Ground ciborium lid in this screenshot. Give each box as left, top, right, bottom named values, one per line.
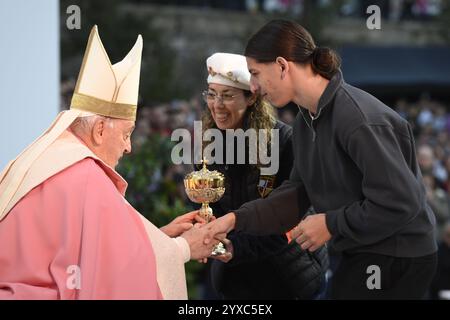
left=184, top=159, right=225, bottom=204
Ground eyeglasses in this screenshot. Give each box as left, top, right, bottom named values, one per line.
left=202, top=90, right=239, bottom=105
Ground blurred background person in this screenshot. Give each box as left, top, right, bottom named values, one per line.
left=430, top=222, right=450, bottom=299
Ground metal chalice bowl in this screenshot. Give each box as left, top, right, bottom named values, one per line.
left=184, top=159, right=226, bottom=256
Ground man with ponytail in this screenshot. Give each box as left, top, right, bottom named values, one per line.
left=205, top=19, right=437, bottom=299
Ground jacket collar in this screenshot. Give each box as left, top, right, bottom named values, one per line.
left=298, top=69, right=344, bottom=120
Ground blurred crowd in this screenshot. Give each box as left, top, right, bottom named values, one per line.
left=393, top=94, right=450, bottom=298
left=342, top=0, right=444, bottom=21
left=395, top=94, right=450, bottom=242
left=130, top=0, right=445, bottom=20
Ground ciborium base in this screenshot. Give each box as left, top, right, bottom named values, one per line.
left=211, top=242, right=227, bottom=256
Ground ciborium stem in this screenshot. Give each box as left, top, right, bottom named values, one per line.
left=199, top=203, right=213, bottom=222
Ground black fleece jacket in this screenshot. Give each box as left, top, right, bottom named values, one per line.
left=234, top=70, right=437, bottom=258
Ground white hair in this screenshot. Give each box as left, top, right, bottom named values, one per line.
left=70, top=114, right=114, bottom=137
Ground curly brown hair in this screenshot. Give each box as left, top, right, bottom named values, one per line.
left=201, top=90, right=277, bottom=167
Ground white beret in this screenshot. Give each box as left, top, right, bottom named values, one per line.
left=206, top=52, right=251, bottom=91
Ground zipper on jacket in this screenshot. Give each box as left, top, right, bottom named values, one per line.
left=298, top=105, right=322, bottom=142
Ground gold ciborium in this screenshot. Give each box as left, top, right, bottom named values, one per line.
left=184, top=159, right=226, bottom=256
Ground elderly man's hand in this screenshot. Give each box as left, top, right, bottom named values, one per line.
left=291, top=213, right=331, bottom=252
left=160, top=210, right=206, bottom=237
left=181, top=224, right=221, bottom=260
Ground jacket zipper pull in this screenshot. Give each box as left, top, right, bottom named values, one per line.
left=311, top=119, right=316, bottom=142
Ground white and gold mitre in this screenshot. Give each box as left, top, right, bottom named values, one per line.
left=0, top=26, right=143, bottom=221
left=70, top=25, right=143, bottom=121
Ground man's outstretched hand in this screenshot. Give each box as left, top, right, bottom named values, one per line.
left=177, top=212, right=236, bottom=261
left=203, top=212, right=236, bottom=245
left=290, top=213, right=331, bottom=252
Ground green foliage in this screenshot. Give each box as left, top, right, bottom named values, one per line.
left=117, top=134, right=180, bottom=224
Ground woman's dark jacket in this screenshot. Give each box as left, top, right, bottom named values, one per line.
left=200, top=119, right=297, bottom=299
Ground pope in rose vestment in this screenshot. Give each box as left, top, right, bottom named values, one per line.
left=0, top=26, right=207, bottom=300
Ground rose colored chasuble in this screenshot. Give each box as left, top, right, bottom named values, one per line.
left=0, top=131, right=188, bottom=299
left=0, top=25, right=189, bottom=300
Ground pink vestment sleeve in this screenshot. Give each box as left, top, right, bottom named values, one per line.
left=0, top=158, right=162, bottom=299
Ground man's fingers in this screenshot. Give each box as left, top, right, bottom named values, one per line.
left=188, top=210, right=200, bottom=216
left=214, top=232, right=227, bottom=241
left=204, top=233, right=220, bottom=245
left=193, top=223, right=202, bottom=229
left=290, top=225, right=302, bottom=239
left=291, top=220, right=306, bottom=239
left=295, top=233, right=308, bottom=245
left=212, top=252, right=232, bottom=263
left=180, top=222, right=193, bottom=231
left=221, top=238, right=231, bottom=246
left=202, top=222, right=227, bottom=245
left=194, top=215, right=207, bottom=224
left=210, top=238, right=221, bottom=247
left=178, top=210, right=196, bottom=221
left=301, top=240, right=312, bottom=250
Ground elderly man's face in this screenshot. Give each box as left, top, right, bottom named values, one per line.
left=97, top=119, right=135, bottom=168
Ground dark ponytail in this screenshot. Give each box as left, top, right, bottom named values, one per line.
left=310, top=47, right=341, bottom=80
left=245, top=20, right=341, bottom=80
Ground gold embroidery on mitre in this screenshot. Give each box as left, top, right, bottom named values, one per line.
left=69, top=25, right=142, bottom=121
left=71, top=93, right=137, bottom=121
